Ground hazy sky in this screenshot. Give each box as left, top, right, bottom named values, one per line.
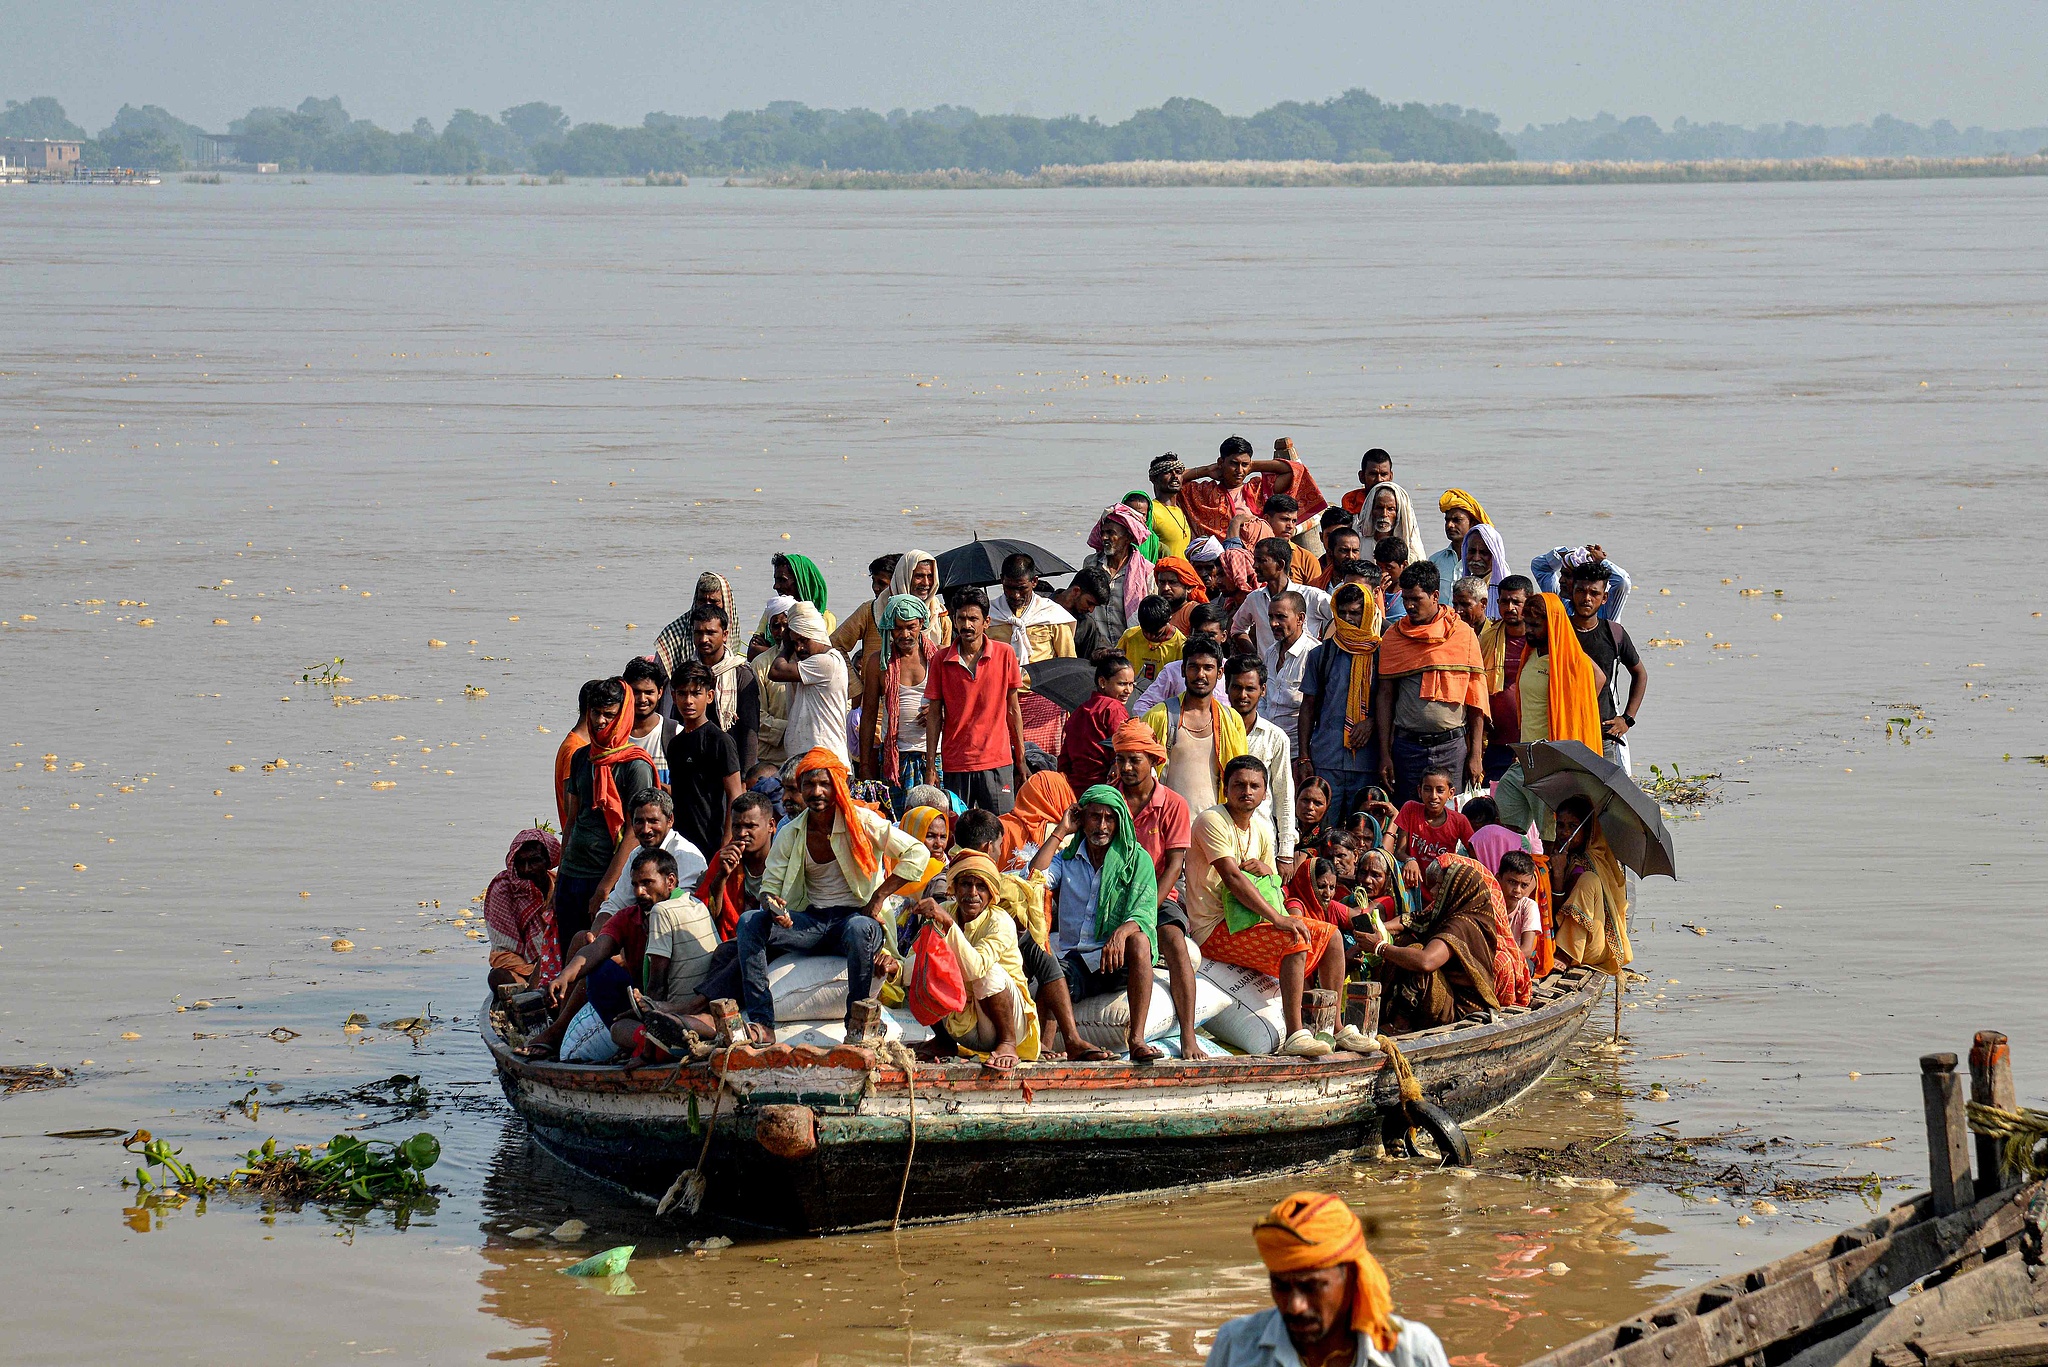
left=7, top=0, right=2045, bottom=134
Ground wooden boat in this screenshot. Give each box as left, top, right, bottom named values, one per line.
left=484, top=964, right=1606, bottom=1233
left=1525, top=1035, right=2048, bottom=1367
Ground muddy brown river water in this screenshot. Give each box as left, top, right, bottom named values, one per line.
left=2, top=175, right=2045, bottom=1364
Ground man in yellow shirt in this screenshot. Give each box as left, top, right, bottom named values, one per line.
left=1148, top=453, right=1195, bottom=563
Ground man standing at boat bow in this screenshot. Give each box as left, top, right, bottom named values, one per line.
left=1208, top=1191, right=1449, bottom=1367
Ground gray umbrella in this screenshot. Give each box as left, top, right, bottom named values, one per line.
left=1521, top=740, right=1677, bottom=880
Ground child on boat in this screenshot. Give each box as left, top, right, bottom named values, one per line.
left=1496, top=849, right=1544, bottom=978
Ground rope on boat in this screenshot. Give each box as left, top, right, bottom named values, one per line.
left=1375, top=1035, right=1424, bottom=1103
left=873, top=1039, right=920, bottom=1231
left=1967, top=1101, right=2048, bottom=1179
left=657, top=1045, right=732, bottom=1217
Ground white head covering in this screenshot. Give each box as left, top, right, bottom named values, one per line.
left=1357, top=481, right=1428, bottom=565
left=1461, top=523, right=1508, bottom=618
left=1186, top=535, right=1224, bottom=564
left=763, top=593, right=798, bottom=621
left=880, top=549, right=945, bottom=647
left=786, top=601, right=830, bottom=645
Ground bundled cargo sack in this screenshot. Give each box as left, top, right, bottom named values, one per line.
left=767, top=954, right=850, bottom=1023
left=773, top=1016, right=906, bottom=1049
left=1199, top=960, right=1288, bottom=1055
left=558, top=1002, right=620, bottom=1063
left=1156, top=1031, right=1234, bottom=1059
left=1067, top=966, right=1232, bottom=1052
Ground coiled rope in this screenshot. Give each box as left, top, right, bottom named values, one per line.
left=1967, top=1101, right=2048, bottom=1180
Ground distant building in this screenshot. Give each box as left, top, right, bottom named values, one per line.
left=0, top=154, right=24, bottom=185
left=0, top=138, right=83, bottom=171
left=256, top=162, right=279, bottom=174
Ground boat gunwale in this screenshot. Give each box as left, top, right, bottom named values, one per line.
left=481, top=965, right=1604, bottom=1107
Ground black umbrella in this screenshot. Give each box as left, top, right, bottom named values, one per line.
left=1521, top=740, right=1677, bottom=880
left=935, top=536, right=1076, bottom=589
left=1025, top=657, right=1097, bottom=714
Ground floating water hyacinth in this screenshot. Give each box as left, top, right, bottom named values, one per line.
left=561, top=1245, right=635, bottom=1277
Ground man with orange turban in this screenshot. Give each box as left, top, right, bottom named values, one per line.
left=1492, top=593, right=1607, bottom=839
left=1207, top=1191, right=1448, bottom=1367
left=733, top=748, right=930, bottom=1042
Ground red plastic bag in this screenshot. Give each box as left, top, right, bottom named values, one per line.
left=905, top=923, right=968, bottom=1027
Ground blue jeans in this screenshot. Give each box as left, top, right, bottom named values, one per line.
left=1321, top=766, right=1381, bottom=828
left=1390, top=729, right=1467, bottom=807
left=733, top=904, right=885, bottom=1027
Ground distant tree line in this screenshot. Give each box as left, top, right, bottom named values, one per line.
left=2, top=91, right=1513, bottom=174
left=6, top=93, right=2043, bottom=176
left=1509, top=111, right=2048, bottom=161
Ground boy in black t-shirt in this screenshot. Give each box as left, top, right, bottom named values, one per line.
left=664, top=661, right=742, bottom=862
left=1566, top=564, right=1647, bottom=768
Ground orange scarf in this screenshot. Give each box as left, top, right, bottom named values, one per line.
left=998, top=771, right=1075, bottom=870
left=1374, top=608, right=1489, bottom=713
left=1535, top=593, right=1605, bottom=750
left=1254, top=1192, right=1399, bottom=1354
left=793, top=747, right=879, bottom=879
left=587, top=690, right=642, bottom=842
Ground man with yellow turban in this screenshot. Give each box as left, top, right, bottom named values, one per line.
left=1428, top=489, right=1489, bottom=604
left=1208, top=1191, right=1448, bottom=1367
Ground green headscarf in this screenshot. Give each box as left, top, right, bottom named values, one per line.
left=878, top=593, right=929, bottom=633
left=1121, top=490, right=1163, bottom=562
left=1061, top=785, right=1160, bottom=958
left=777, top=553, right=829, bottom=613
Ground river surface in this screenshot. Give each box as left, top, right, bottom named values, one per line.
left=2, top=175, right=2045, bottom=1365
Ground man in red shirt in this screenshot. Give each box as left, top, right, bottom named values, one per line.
left=925, top=586, right=1027, bottom=815
left=1110, top=719, right=1202, bottom=1059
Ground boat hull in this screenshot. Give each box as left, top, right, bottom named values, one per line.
left=490, top=966, right=1604, bottom=1232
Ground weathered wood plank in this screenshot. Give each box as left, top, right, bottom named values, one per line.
left=1970, top=1032, right=2018, bottom=1196
left=1526, top=1183, right=2043, bottom=1367
left=1926, top=1053, right=1976, bottom=1216
left=1779, top=1250, right=2048, bottom=1367
left=1875, top=1316, right=2048, bottom=1367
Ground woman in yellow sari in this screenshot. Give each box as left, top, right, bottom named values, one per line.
left=1549, top=794, right=1631, bottom=977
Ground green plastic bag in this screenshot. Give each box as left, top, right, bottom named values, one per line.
left=1220, top=870, right=1284, bottom=934
left=562, top=1245, right=635, bottom=1277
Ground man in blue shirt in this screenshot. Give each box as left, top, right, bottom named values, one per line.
left=1530, top=543, right=1631, bottom=620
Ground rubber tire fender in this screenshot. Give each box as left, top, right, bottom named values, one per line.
left=1382, top=1098, right=1473, bottom=1167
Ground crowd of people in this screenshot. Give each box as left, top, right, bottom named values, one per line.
left=486, top=436, right=1645, bottom=1067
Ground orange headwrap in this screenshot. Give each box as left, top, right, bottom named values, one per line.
left=586, top=685, right=642, bottom=842
left=792, top=747, right=879, bottom=879
left=1254, top=1192, right=1398, bottom=1353
left=1153, top=555, right=1207, bottom=604
left=1111, top=717, right=1168, bottom=764
left=998, top=771, right=1075, bottom=871
left=1533, top=593, right=1605, bottom=751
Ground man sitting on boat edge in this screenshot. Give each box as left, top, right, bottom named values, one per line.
left=1027, top=784, right=1166, bottom=1062
left=906, top=851, right=1040, bottom=1070
left=731, top=747, right=928, bottom=1045
left=1208, top=1190, right=1449, bottom=1367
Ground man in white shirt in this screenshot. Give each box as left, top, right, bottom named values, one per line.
left=1224, top=653, right=1297, bottom=871
left=1232, top=536, right=1331, bottom=657
left=594, top=790, right=708, bottom=928
left=1259, top=591, right=1315, bottom=757
left=769, top=601, right=850, bottom=768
